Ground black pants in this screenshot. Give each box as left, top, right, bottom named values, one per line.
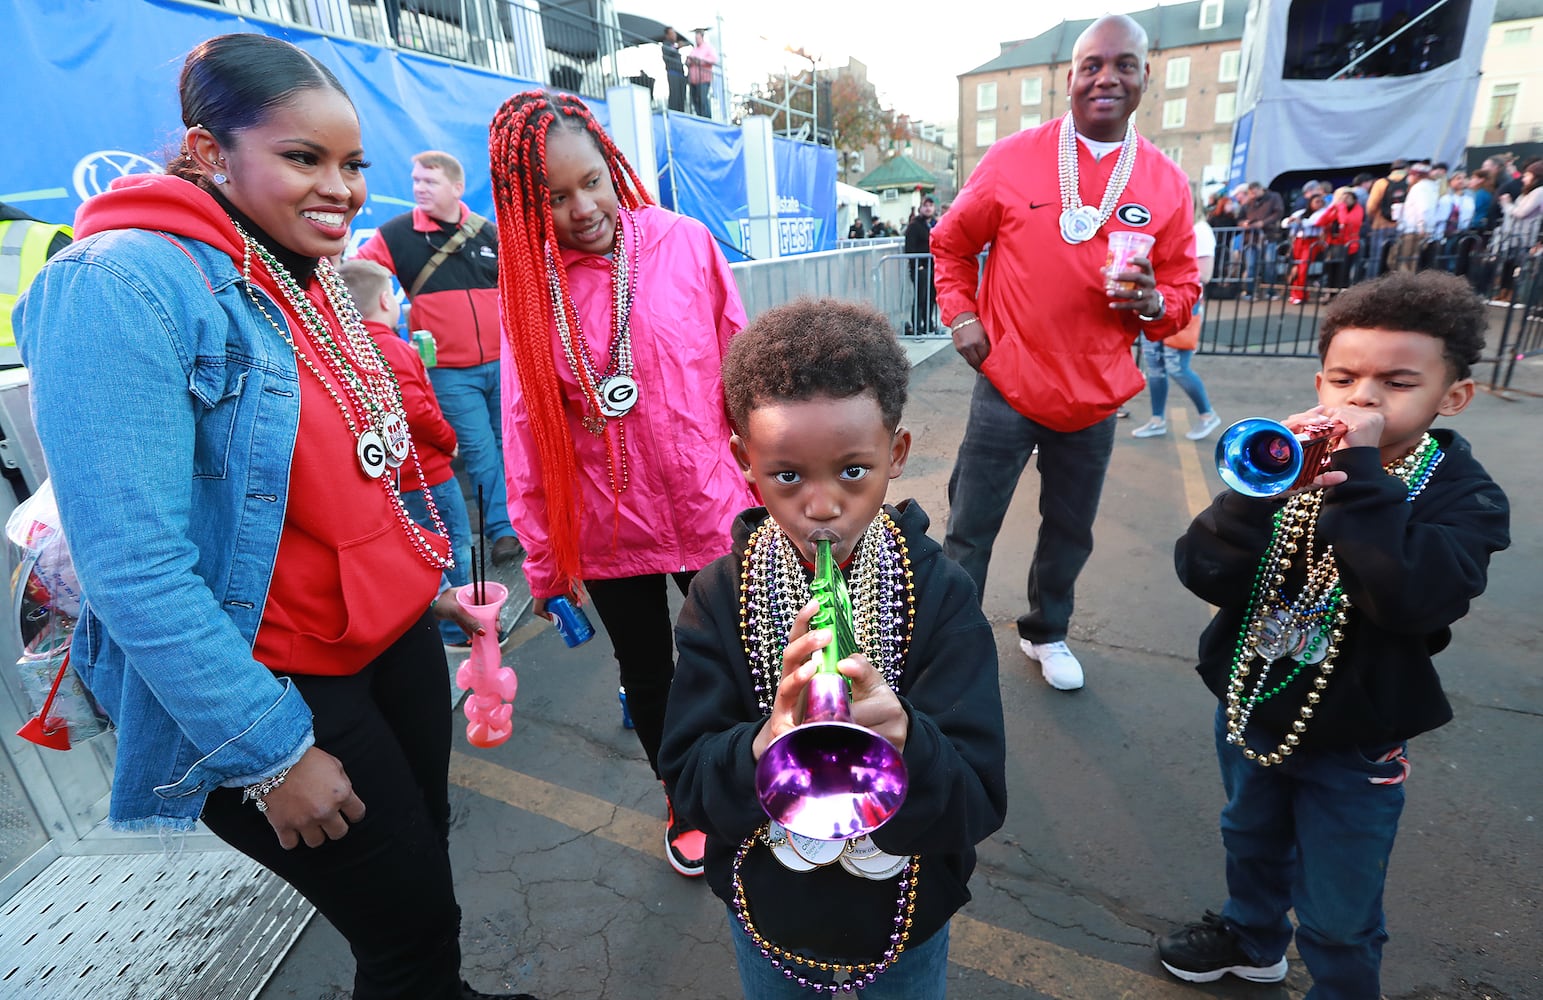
left=944, top=375, right=1117, bottom=643
left=666, top=72, right=686, bottom=112
left=585, top=571, right=696, bottom=779
left=690, top=80, right=711, bottom=116
left=201, top=615, right=463, bottom=1000
left=909, top=259, right=935, bottom=334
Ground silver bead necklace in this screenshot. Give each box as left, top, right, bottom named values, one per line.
left=1056, top=111, right=1139, bottom=244
left=236, top=229, right=454, bottom=571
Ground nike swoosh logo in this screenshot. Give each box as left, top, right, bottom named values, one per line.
left=1029, top=201, right=1054, bottom=209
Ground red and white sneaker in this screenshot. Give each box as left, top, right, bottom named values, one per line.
left=664, top=790, right=705, bottom=878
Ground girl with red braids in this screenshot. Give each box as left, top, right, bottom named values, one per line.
left=488, top=90, right=753, bottom=878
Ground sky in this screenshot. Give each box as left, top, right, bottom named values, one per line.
left=614, top=1, right=1153, bottom=128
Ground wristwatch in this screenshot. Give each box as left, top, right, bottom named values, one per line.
left=1137, top=289, right=1166, bottom=322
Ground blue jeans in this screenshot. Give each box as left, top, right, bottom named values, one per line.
left=944, top=374, right=1116, bottom=643
left=1139, top=339, right=1213, bottom=420
left=1213, top=705, right=1409, bottom=1000
left=427, top=361, right=515, bottom=542
left=728, top=906, right=950, bottom=998
left=1366, top=228, right=1399, bottom=278
left=402, top=479, right=473, bottom=645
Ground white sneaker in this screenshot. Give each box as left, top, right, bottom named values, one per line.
left=1021, top=639, right=1084, bottom=690
left=1186, top=412, right=1222, bottom=440
left=1132, top=417, right=1167, bottom=438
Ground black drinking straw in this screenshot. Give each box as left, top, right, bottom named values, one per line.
left=476, top=485, right=487, bottom=604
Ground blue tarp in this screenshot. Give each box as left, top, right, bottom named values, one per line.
left=652, top=116, right=837, bottom=259
left=3, top=0, right=545, bottom=244
left=3, top=0, right=833, bottom=257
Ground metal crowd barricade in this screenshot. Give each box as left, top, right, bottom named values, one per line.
left=873, top=252, right=949, bottom=339
left=1197, top=223, right=1543, bottom=393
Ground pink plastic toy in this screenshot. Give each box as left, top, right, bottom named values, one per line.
left=454, top=581, right=516, bottom=747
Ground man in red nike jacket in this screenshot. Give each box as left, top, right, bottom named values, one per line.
left=931, top=14, right=1200, bottom=692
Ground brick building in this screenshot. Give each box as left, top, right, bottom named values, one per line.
left=956, top=0, right=1248, bottom=191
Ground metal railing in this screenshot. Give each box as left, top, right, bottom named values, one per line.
left=740, top=228, right=1543, bottom=391
left=205, top=0, right=648, bottom=98
left=1196, top=225, right=1543, bottom=392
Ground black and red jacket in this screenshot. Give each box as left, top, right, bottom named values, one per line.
left=355, top=202, right=501, bottom=369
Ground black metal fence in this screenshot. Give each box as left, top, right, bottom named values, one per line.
left=1196, top=226, right=1543, bottom=393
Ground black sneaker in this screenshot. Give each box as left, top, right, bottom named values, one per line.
left=1157, top=911, right=1288, bottom=984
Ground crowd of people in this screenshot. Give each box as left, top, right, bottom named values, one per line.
left=1205, top=152, right=1543, bottom=306
left=3, top=15, right=1518, bottom=1000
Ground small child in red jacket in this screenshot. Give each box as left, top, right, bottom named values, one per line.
left=339, top=259, right=475, bottom=646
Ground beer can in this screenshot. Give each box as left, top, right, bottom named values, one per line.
left=411, top=329, right=437, bottom=368
left=618, top=687, right=634, bottom=729
left=546, top=595, right=595, bottom=647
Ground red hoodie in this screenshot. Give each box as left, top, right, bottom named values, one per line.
left=75, top=174, right=446, bottom=676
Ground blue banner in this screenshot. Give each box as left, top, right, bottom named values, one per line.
left=3, top=0, right=832, bottom=261
left=772, top=137, right=837, bottom=256
left=0, top=0, right=556, bottom=247
left=1228, top=110, right=1255, bottom=192
left=650, top=118, right=836, bottom=260
left=653, top=114, right=749, bottom=258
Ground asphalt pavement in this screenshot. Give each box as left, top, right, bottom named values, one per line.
left=260, top=343, right=1541, bottom=1000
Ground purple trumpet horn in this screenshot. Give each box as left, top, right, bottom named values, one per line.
left=754, top=540, right=908, bottom=842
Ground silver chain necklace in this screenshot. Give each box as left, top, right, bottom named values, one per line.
left=1056, top=111, right=1138, bottom=244
left=545, top=207, right=641, bottom=436
left=235, top=232, right=454, bottom=571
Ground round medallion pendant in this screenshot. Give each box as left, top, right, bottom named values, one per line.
left=380, top=411, right=410, bottom=468
left=1253, top=611, right=1298, bottom=662
left=764, top=821, right=818, bottom=872
left=597, top=374, right=640, bottom=418
left=1059, top=205, right=1101, bottom=244
left=356, top=428, right=388, bottom=479
left=787, top=830, right=845, bottom=865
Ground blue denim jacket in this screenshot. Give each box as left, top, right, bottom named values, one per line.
left=16, top=228, right=314, bottom=831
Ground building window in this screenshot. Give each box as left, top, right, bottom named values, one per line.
left=1161, top=146, right=1183, bottom=167
left=1486, top=83, right=1519, bottom=139
left=1163, top=98, right=1187, bottom=129
left=1502, top=26, right=1532, bottom=45
left=883, top=188, right=898, bottom=201
left=1215, top=92, right=1236, bottom=124
left=1166, top=57, right=1191, bottom=89
left=976, top=81, right=997, bottom=112
left=1210, top=142, right=1232, bottom=171
left=1218, top=49, right=1240, bottom=83
left=1021, top=77, right=1042, bottom=105
left=1020, top=112, right=1042, bottom=132
left=1199, top=0, right=1223, bottom=30
left=976, top=117, right=997, bottom=147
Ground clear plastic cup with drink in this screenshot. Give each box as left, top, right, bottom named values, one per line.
left=1105, top=231, right=1156, bottom=292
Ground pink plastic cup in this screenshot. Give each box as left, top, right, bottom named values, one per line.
left=1105, top=231, right=1156, bottom=291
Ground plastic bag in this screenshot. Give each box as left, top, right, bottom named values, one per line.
left=6, top=480, right=109, bottom=748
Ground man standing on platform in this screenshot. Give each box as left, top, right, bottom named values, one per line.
left=660, top=27, right=687, bottom=112
left=686, top=28, right=718, bottom=118
left=356, top=151, right=522, bottom=566
left=930, top=14, right=1200, bottom=691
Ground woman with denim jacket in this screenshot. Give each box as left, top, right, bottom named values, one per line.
left=14, top=34, right=535, bottom=1000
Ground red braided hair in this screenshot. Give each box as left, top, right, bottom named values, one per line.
left=488, top=90, right=653, bottom=596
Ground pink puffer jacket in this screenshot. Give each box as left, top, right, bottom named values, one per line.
left=501, top=205, right=754, bottom=598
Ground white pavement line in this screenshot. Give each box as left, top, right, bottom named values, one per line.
left=447, top=752, right=1298, bottom=998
